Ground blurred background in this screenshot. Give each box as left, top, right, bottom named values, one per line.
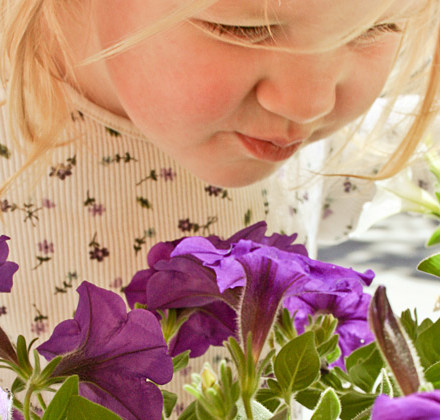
left=318, top=212, right=440, bottom=321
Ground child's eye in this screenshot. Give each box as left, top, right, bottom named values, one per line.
left=355, top=23, right=402, bottom=44
left=195, top=21, right=274, bottom=44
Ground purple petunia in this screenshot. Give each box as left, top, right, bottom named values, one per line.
left=37, top=282, right=173, bottom=420
left=125, top=222, right=374, bottom=361
left=171, top=236, right=374, bottom=361
left=283, top=290, right=374, bottom=368
left=0, top=235, right=19, bottom=292
left=371, top=391, right=440, bottom=419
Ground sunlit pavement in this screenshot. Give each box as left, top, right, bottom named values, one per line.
left=318, top=213, right=440, bottom=322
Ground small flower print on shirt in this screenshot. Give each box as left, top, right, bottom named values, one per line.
left=105, top=127, right=121, bottom=137
left=49, top=156, right=76, bottom=180
left=0, top=144, right=11, bottom=159
left=343, top=177, right=357, bottom=193
left=38, top=240, right=54, bottom=254
left=89, top=233, right=110, bottom=262
left=42, top=198, right=56, bottom=209
left=33, top=239, right=54, bottom=270
left=84, top=191, right=106, bottom=216
left=178, top=216, right=218, bottom=235
left=204, top=185, right=232, bottom=200
left=31, top=305, right=49, bottom=336
left=70, top=110, right=84, bottom=122
left=0, top=306, right=6, bottom=316
left=136, top=196, right=153, bottom=210
left=133, top=228, right=156, bottom=255
left=0, top=199, right=16, bottom=213
left=244, top=209, right=252, bottom=226
left=159, top=167, right=176, bottom=181
left=0, top=199, right=43, bottom=226
left=100, top=152, right=137, bottom=166
left=54, top=271, right=79, bottom=295
left=137, top=167, right=176, bottom=185
left=109, top=277, right=123, bottom=290
left=262, top=189, right=269, bottom=215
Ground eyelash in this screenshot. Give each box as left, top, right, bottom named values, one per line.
left=355, top=23, right=402, bottom=43
left=199, top=21, right=402, bottom=44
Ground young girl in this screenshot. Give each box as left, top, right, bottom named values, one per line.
left=0, top=0, right=439, bottom=417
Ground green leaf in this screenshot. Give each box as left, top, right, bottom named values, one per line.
left=294, top=388, right=322, bottom=410
left=274, top=332, right=320, bottom=397
left=11, top=376, right=26, bottom=393
left=346, top=342, right=383, bottom=393
left=425, top=361, right=440, bottom=388
left=235, top=399, right=273, bottom=420
left=42, top=375, right=79, bottom=420
left=39, top=356, right=63, bottom=382
left=195, top=400, right=217, bottom=420
left=418, top=253, right=440, bottom=278
left=416, top=317, right=440, bottom=368
left=377, top=368, right=393, bottom=396
left=320, top=370, right=343, bottom=391
left=400, top=309, right=419, bottom=342
left=66, top=395, right=122, bottom=420
left=162, top=390, right=178, bottom=418
left=419, top=318, right=434, bottom=335
left=256, top=388, right=281, bottom=413
left=172, top=350, right=190, bottom=373
left=178, top=401, right=197, bottom=420
left=317, top=335, right=339, bottom=358
left=16, top=335, right=32, bottom=374
left=427, top=225, right=440, bottom=246
left=311, top=388, right=341, bottom=420
left=339, top=391, right=376, bottom=420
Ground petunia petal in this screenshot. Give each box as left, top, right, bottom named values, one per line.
left=168, top=301, right=237, bottom=358
left=38, top=282, right=173, bottom=420
left=371, top=392, right=440, bottom=419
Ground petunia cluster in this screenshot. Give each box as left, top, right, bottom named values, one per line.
left=125, top=221, right=374, bottom=364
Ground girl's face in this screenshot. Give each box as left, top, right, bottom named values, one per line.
left=70, top=0, right=414, bottom=187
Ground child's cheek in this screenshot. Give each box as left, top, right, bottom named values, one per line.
left=108, top=45, right=249, bottom=132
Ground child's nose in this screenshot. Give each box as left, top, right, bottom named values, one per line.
left=255, top=50, right=344, bottom=124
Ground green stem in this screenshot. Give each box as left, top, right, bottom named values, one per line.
left=242, top=395, right=253, bottom=420
left=23, top=384, right=34, bottom=420
left=37, top=392, right=47, bottom=410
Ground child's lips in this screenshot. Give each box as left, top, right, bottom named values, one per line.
left=236, top=133, right=305, bottom=162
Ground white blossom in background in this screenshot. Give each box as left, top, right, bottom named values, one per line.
left=0, top=387, right=12, bottom=420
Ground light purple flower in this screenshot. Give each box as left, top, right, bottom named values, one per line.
left=283, top=290, right=374, bottom=368
left=0, top=236, right=19, bottom=293
left=172, top=238, right=373, bottom=361
left=38, top=281, right=173, bottom=420
left=0, top=387, right=12, bottom=420
left=125, top=222, right=304, bottom=358
left=371, top=391, right=440, bottom=419
left=126, top=222, right=373, bottom=361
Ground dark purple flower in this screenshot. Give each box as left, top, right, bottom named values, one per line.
left=172, top=237, right=373, bottom=361
left=283, top=290, right=374, bottom=368
left=371, top=391, right=440, bottom=419
left=38, top=281, right=173, bottom=420
left=0, top=236, right=19, bottom=293
left=125, top=253, right=240, bottom=358
left=125, top=222, right=372, bottom=361
left=125, top=221, right=303, bottom=358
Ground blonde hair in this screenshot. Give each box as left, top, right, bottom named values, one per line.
left=0, top=0, right=439, bottom=193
